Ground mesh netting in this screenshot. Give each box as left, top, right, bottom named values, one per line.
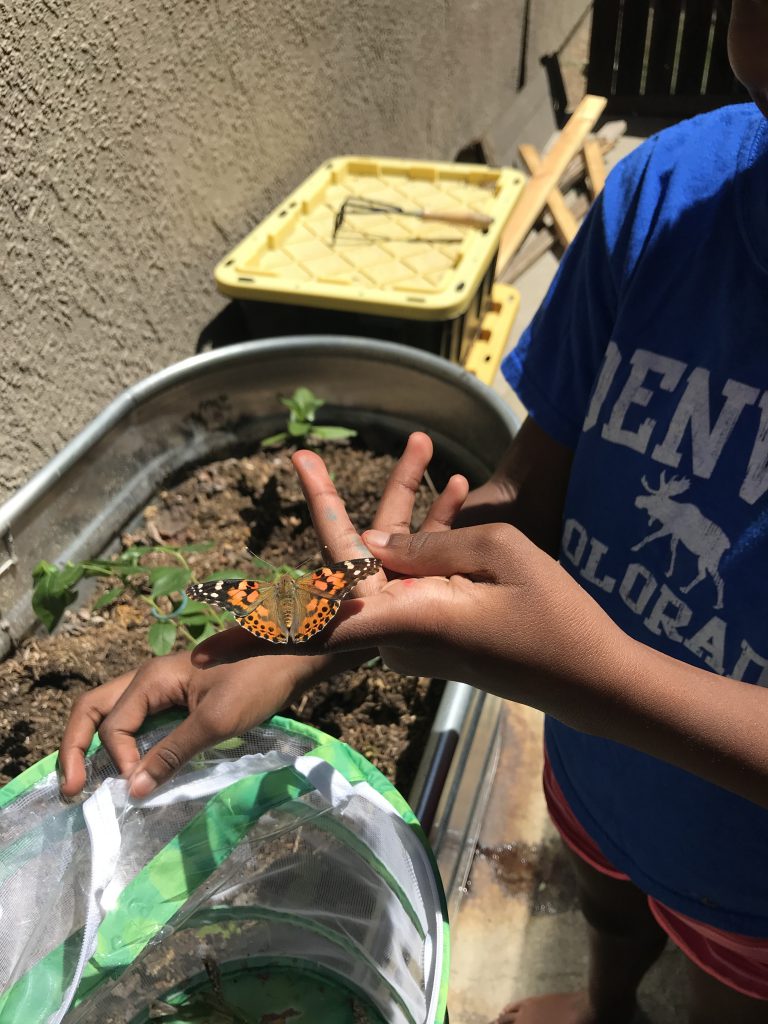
left=0, top=716, right=448, bottom=1024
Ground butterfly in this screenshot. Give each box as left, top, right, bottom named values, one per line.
left=186, top=557, right=382, bottom=644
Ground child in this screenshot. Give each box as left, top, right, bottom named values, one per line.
left=60, top=2, right=768, bottom=1020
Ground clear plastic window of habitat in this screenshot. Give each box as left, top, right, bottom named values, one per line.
left=0, top=714, right=449, bottom=1024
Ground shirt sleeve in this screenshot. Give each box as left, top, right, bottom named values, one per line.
left=502, top=140, right=657, bottom=448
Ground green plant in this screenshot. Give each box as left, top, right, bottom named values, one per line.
left=260, top=386, right=357, bottom=448
left=32, top=542, right=239, bottom=656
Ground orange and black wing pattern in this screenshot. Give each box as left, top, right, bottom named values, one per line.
left=187, top=557, right=381, bottom=645
left=186, top=578, right=287, bottom=643
left=291, top=557, right=381, bottom=642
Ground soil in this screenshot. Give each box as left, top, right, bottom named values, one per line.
left=0, top=441, right=442, bottom=794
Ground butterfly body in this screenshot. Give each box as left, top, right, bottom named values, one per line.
left=186, top=557, right=381, bottom=644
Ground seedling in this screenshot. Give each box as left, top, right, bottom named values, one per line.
left=260, top=386, right=357, bottom=448
left=32, top=543, right=239, bottom=656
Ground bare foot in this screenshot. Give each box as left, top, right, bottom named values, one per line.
left=492, top=990, right=635, bottom=1024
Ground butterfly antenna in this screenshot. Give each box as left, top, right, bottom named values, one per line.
left=246, top=548, right=279, bottom=578
left=294, top=554, right=316, bottom=571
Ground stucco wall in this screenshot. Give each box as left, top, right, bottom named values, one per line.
left=1, top=0, right=586, bottom=502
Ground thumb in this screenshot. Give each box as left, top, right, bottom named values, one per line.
left=362, top=524, right=511, bottom=580
left=128, top=715, right=220, bottom=798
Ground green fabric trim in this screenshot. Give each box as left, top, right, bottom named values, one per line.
left=0, top=931, right=79, bottom=1021
left=0, top=750, right=60, bottom=809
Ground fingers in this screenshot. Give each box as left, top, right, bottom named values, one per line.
left=291, top=449, right=371, bottom=561
left=419, top=473, right=469, bottom=533
left=373, top=432, right=433, bottom=534
left=58, top=669, right=137, bottom=797
left=363, top=523, right=519, bottom=580
left=292, top=432, right=437, bottom=561
left=128, top=712, right=225, bottom=799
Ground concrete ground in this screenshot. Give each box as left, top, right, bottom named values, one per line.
left=447, top=707, right=688, bottom=1024
left=448, top=125, right=691, bottom=1024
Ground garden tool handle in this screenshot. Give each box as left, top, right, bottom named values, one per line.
left=419, top=209, right=493, bottom=229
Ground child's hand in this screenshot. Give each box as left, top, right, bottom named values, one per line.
left=58, top=650, right=322, bottom=799
left=193, top=433, right=470, bottom=666
left=59, top=432, right=467, bottom=798
left=194, top=437, right=624, bottom=726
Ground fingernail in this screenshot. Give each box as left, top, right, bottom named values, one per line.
left=363, top=530, right=390, bottom=547
left=130, top=770, right=157, bottom=799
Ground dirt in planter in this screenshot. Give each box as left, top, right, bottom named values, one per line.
left=0, top=441, right=443, bottom=793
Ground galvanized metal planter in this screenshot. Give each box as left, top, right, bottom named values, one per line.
left=0, top=335, right=518, bottom=909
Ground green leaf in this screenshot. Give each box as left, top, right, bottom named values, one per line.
left=177, top=614, right=213, bottom=627
left=32, top=576, right=78, bottom=632
left=93, top=585, right=125, bottom=611
left=49, top=563, right=86, bottom=594
left=271, top=564, right=301, bottom=579
left=31, top=562, right=87, bottom=631
left=309, top=425, right=358, bottom=441
left=148, top=620, right=177, bottom=655
left=149, top=566, right=192, bottom=598
left=290, top=386, right=324, bottom=421
left=32, top=560, right=57, bottom=583
left=188, top=621, right=219, bottom=646
left=213, top=737, right=244, bottom=751
left=286, top=419, right=311, bottom=437
left=260, top=431, right=289, bottom=448
left=203, top=570, right=249, bottom=582
left=179, top=541, right=215, bottom=553
left=181, top=599, right=215, bottom=615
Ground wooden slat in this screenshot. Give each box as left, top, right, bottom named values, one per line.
left=615, top=0, right=653, bottom=97
left=676, top=0, right=717, bottom=95
left=587, top=0, right=622, bottom=97
left=583, top=138, right=607, bottom=199
left=644, top=0, right=684, bottom=97
left=706, top=0, right=738, bottom=94
left=499, top=193, right=591, bottom=284
left=589, top=0, right=743, bottom=112
left=497, top=94, right=607, bottom=276
left=557, top=122, right=625, bottom=193
left=518, top=144, right=579, bottom=247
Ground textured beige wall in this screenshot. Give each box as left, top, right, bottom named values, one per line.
left=0, top=0, right=584, bottom=502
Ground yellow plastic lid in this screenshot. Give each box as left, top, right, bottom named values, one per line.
left=215, top=155, right=525, bottom=322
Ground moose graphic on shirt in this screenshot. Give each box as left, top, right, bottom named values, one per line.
left=632, top=472, right=730, bottom=610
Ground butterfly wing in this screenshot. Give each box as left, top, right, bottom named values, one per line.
left=290, top=557, right=381, bottom=643
left=186, top=578, right=288, bottom=644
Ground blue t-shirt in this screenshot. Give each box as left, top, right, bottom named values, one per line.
left=503, top=103, right=768, bottom=935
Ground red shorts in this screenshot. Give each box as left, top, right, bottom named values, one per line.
left=543, top=755, right=768, bottom=1001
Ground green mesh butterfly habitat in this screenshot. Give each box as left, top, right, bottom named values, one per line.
left=0, top=715, right=449, bottom=1024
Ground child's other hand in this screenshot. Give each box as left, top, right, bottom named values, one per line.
left=57, top=649, right=318, bottom=800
